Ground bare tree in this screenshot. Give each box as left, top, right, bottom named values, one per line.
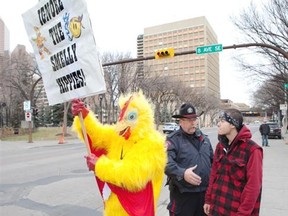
left=1, top=46, right=42, bottom=130
left=232, top=0, right=288, bottom=106
left=0, top=54, right=12, bottom=128
left=87, top=52, right=138, bottom=124
left=253, top=78, right=284, bottom=115
left=139, top=68, right=180, bottom=127
left=174, top=86, right=221, bottom=127
left=88, top=53, right=222, bottom=128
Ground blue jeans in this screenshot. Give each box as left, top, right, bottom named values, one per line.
left=262, top=134, right=269, bottom=146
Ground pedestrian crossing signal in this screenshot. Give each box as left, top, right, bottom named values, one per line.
left=155, top=48, right=175, bottom=59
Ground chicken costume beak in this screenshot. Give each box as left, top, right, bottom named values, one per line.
left=119, top=127, right=131, bottom=140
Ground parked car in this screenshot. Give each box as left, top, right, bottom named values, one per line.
left=162, top=122, right=180, bottom=134
left=267, top=122, right=282, bottom=139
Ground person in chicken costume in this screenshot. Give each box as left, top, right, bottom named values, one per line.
left=71, top=91, right=167, bottom=216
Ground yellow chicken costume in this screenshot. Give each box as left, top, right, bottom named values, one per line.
left=72, top=91, right=167, bottom=216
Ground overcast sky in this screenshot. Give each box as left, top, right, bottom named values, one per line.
left=0, top=0, right=265, bottom=106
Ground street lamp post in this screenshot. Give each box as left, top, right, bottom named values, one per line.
left=99, top=94, right=103, bottom=123
left=0, top=102, right=5, bottom=127
left=284, top=84, right=288, bottom=134
left=262, top=107, right=267, bottom=120
left=0, top=102, right=5, bottom=137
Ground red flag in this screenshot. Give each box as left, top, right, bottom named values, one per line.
left=108, top=181, right=154, bottom=216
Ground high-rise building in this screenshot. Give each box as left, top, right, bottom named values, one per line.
left=0, top=18, right=10, bottom=127
left=0, top=17, right=10, bottom=56
left=137, top=16, right=220, bottom=98
left=34, top=78, right=49, bottom=108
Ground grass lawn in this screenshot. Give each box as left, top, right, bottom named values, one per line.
left=1, top=124, right=165, bottom=142
left=1, top=127, right=78, bottom=141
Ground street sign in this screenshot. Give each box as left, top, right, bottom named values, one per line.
left=25, top=111, right=32, bottom=121
left=280, top=104, right=287, bottom=110
left=23, top=100, right=31, bottom=111
left=196, top=44, right=223, bottom=55
left=284, top=83, right=288, bottom=88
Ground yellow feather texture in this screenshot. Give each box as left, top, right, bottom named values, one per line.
left=72, top=90, right=167, bottom=216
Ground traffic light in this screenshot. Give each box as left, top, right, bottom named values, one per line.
left=33, top=108, right=39, bottom=116
left=155, top=48, right=175, bottom=59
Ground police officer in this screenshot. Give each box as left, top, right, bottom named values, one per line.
left=165, top=103, right=214, bottom=216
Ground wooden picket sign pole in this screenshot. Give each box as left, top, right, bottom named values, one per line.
left=78, top=112, right=91, bottom=155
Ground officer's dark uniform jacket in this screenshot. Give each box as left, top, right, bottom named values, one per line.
left=165, top=127, right=214, bottom=193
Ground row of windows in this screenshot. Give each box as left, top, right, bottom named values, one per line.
left=146, top=62, right=217, bottom=70
left=145, top=26, right=205, bottom=40
left=152, top=67, right=206, bottom=78
left=144, top=40, right=205, bottom=50
left=145, top=34, right=205, bottom=43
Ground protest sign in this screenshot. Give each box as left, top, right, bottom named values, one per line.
left=22, top=0, right=106, bottom=105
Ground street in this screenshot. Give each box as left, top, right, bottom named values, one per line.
left=1, top=125, right=288, bottom=215
left=0, top=139, right=103, bottom=215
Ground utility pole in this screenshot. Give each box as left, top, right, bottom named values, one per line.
left=284, top=84, right=288, bottom=134
left=99, top=94, right=103, bottom=123
left=27, top=77, right=42, bottom=143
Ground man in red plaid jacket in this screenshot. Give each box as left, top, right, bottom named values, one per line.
left=204, top=109, right=263, bottom=216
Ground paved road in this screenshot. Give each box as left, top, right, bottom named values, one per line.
left=1, top=126, right=288, bottom=215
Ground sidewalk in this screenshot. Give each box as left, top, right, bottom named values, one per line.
left=260, top=133, right=288, bottom=216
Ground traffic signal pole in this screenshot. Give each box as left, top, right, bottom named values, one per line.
left=102, top=42, right=288, bottom=66
left=224, top=43, right=288, bottom=60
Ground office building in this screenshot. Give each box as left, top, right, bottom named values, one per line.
left=137, top=16, right=220, bottom=98
left=0, top=17, right=10, bottom=56
left=34, top=78, right=49, bottom=108
left=0, top=17, right=10, bottom=83
left=0, top=18, right=10, bottom=128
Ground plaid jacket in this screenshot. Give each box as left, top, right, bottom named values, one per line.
left=205, top=125, right=263, bottom=216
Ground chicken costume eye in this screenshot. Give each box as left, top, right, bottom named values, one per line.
left=127, top=111, right=137, bottom=121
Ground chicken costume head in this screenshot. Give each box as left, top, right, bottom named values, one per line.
left=72, top=91, right=167, bottom=216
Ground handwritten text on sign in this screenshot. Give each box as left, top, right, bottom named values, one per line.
left=22, top=0, right=106, bottom=105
